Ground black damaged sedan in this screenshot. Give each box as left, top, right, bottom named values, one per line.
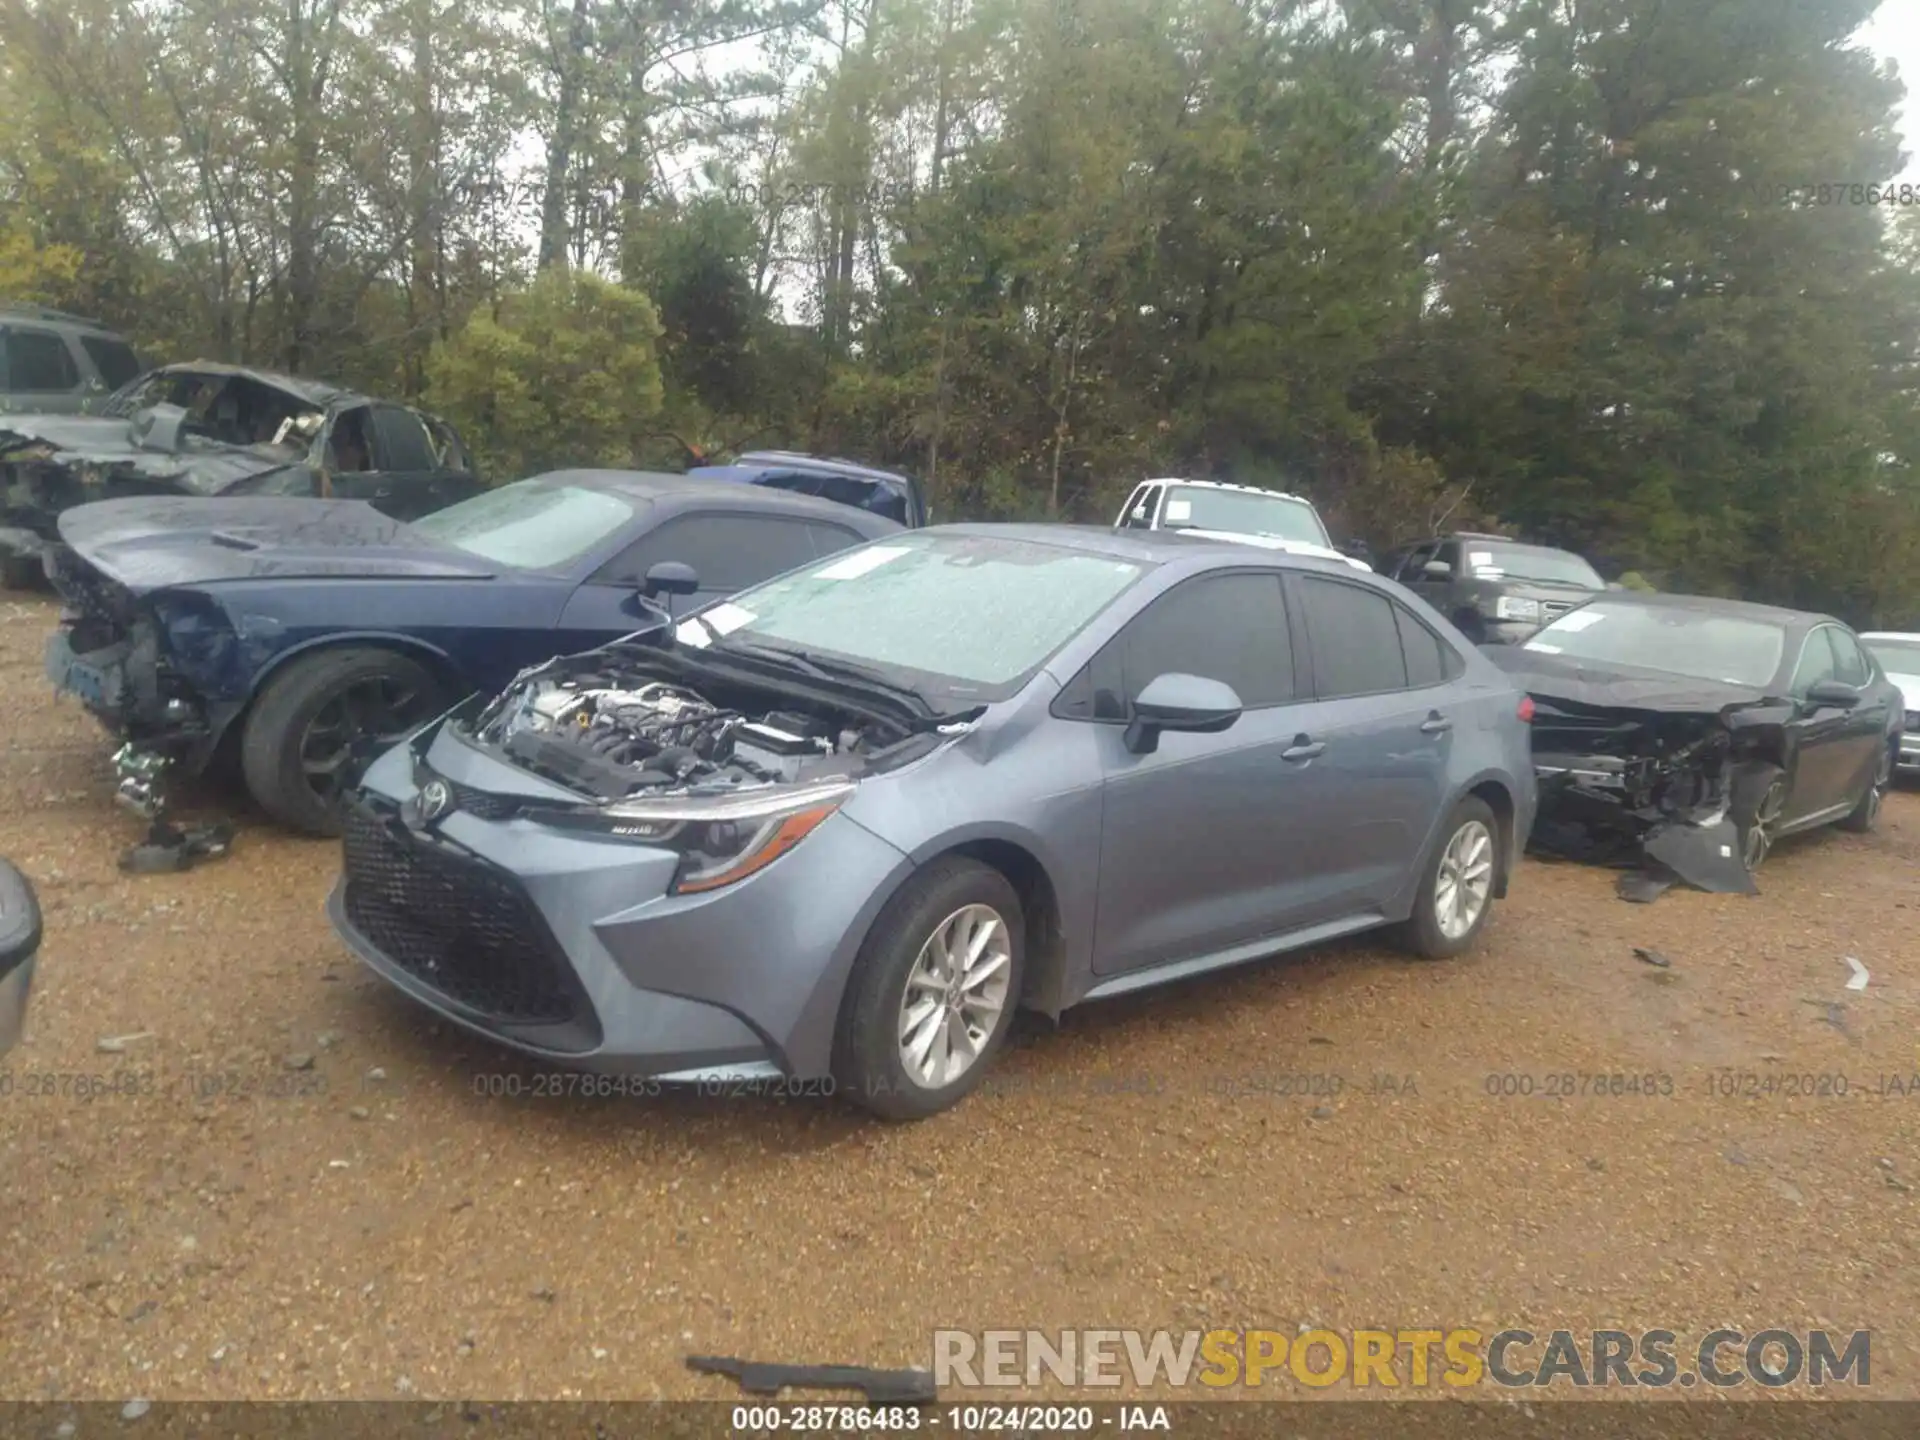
left=1485, top=592, right=1902, bottom=889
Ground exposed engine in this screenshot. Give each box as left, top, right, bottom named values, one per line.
left=473, top=669, right=892, bottom=803
left=1531, top=708, right=1733, bottom=819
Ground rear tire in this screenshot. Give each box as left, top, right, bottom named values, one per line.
left=835, top=858, right=1024, bottom=1121
left=1397, top=796, right=1500, bottom=959
left=240, top=647, right=446, bottom=838
left=1838, top=743, right=1893, bottom=834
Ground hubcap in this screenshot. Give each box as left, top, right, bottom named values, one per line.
left=299, top=675, right=434, bottom=806
left=1434, top=819, right=1494, bottom=941
left=897, top=903, right=1012, bottom=1090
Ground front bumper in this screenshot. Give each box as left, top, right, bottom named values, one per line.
left=45, top=629, right=219, bottom=773
left=1899, top=719, right=1920, bottom=773
left=327, top=729, right=914, bottom=1080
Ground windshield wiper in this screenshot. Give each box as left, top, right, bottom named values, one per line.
left=713, top=638, right=925, bottom=702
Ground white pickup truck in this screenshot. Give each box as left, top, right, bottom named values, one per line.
left=1114, top=476, right=1372, bottom=571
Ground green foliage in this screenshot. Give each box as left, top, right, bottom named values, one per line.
left=426, top=271, right=663, bottom=480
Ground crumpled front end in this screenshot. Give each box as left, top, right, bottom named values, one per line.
left=1527, top=696, right=1790, bottom=898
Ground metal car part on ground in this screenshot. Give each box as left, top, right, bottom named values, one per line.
left=42, top=473, right=905, bottom=861
left=327, top=524, right=1537, bottom=1119
left=1487, top=593, right=1901, bottom=901
left=1380, top=532, right=1605, bottom=645
left=0, top=361, right=479, bottom=586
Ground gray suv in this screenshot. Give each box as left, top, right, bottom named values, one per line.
left=0, top=305, right=145, bottom=414
left=1381, top=532, right=1605, bottom=645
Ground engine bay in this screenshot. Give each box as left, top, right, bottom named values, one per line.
left=467, top=649, right=921, bottom=803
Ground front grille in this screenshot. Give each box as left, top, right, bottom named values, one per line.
left=341, top=801, right=587, bottom=1029
left=446, top=778, right=522, bottom=821
left=1906, top=710, right=1918, bottom=733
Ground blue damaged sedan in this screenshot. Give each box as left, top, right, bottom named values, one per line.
left=329, top=526, right=1538, bottom=1118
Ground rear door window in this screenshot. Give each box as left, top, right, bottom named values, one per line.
left=1295, top=574, right=1411, bottom=698
left=79, top=336, right=143, bottom=389
left=593, top=513, right=823, bottom=590
left=366, top=405, right=437, bottom=472
left=1394, top=603, right=1458, bottom=688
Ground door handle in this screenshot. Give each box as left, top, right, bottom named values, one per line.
left=1420, top=713, right=1452, bottom=734
left=1282, top=737, right=1325, bottom=762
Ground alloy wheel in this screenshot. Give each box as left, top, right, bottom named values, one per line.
left=1434, top=819, right=1494, bottom=942
left=298, top=675, right=433, bottom=806
left=896, top=903, right=1013, bottom=1090
left=1744, top=778, right=1788, bottom=872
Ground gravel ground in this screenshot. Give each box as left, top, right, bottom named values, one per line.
left=1, top=591, right=1917, bottom=1403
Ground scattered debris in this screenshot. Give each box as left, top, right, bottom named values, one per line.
left=687, top=1355, right=939, bottom=1405
left=1309, top=1104, right=1334, bottom=1121
left=530, top=1286, right=557, bottom=1303
left=348, top=1106, right=370, bottom=1121
left=1845, top=956, right=1870, bottom=992
left=96, top=1032, right=154, bottom=1054
left=1617, top=870, right=1676, bottom=905
left=1633, top=947, right=1672, bottom=968
left=1768, top=1176, right=1804, bottom=1205
left=120, top=1399, right=151, bottom=1422
left=284, top=1053, right=315, bottom=1071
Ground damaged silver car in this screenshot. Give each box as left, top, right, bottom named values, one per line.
left=1487, top=593, right=1902, bottom=900
left=0, top=361, right=479, bottom=585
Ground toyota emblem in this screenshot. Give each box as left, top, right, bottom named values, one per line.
left=417, top=779, right=453, bottom=822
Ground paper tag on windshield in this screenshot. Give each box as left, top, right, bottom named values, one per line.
left=674, top=620, right=711, bottom=648
left=815, top=545, right=910, bottom=581
left=1164, top=499, right=1193, bottom=521
left=1468, top=550, right=1494, bottom=567
left=702, top=602, right=755, bottom=635
left=1553, top=611, right=1604, bottom=632
left=1526, top=643, right=1563, bottom=653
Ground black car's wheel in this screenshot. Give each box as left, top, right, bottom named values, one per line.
left=1397, top=796, right=1500, bottom=959
left=1838, top=742, right=1894, bottom=834
left=240, top=647, right=447, bottom=838
left=1732, top=765, right=1788, bottom=873
left=835, top=858, right=1024, bottom=1121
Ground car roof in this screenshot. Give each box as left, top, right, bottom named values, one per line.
left=521, top=468, right=905, bottom=529
left=920, top=521, right=1360, bottom=571
left=150, top=360, right=352, bottom=409
left=1579, top=588, right=1834, bottom=630
left=1143, top=476, right=1314, bottom=505
left=1, top=302, right=126, bottom=335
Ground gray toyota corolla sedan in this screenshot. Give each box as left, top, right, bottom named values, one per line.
left=328, top=525, right=1538, bottom=1118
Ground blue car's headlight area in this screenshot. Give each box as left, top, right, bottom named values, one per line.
left=145, top=591, right=241, bottom=693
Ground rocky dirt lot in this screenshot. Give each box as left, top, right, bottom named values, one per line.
left=1, top=591, right=1917, bottom=1404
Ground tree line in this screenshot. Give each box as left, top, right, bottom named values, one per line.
left=4, top=0, right=1919, bottom=624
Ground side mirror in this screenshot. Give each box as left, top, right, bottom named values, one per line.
left=1805, top=679, right=1861, bottom=710
left=1422, top=559, right=1453, bottom=579
left=1123, top=673, right=1243, bottom=755
left=641, top=561, right=699, bottom=599
left=0, top=859, right=43, bottom=1057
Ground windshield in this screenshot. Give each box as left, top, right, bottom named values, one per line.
left=1864, top=637, right=1920, bottom=676
left=1467, top=542, right=1603, bottom=589
left=696, top=532, right=1148, bottom=701
left=1524, top=601, right=1786, bottom=688
left=1162, top=486, right=1329, bottom=545
left=410, top=479, right=638, bottom=569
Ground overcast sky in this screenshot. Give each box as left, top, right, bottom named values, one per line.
left=1864, top=2, right=1920, bottom=179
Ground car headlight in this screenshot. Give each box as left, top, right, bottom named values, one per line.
left=1495, top=596, right=1542, bottom=622
left=595, top=780, right=857, bottom=894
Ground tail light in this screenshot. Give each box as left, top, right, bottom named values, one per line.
left=1517, top=696, right=1535, bottom=723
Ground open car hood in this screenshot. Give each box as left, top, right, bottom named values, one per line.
left=54, top=496, right=499, bottom=594
left=0, top=412, right=293, bottom=496
left=1483, top=645, right=1772, bottom=716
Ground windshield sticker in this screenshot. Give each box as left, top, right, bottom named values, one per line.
left=1473, top=566, right=1505, bottom=578
left=1468, top=550, right=1494, bottom=567
left=702, top=602, right=756, bottom=635
left=1164, top=499, right=1193, bottom=521
left=1551, top=611, right=1605, bottom=632
left=1527, top=642, right=1564, bottom=653
left=814, top=544, right=910, bottom=581
left=674, top=619, right=712, bottom=648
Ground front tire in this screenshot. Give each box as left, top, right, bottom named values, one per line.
left=1732, top=766, right=1787, bottom=873
left=1397, top=796, right=1499, bottom=959
left=240, top=647, right=447, bottom=838
left=1838, top=743, right=1894, bottom=834
left=835, top=858, right=1024, bottom=1121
